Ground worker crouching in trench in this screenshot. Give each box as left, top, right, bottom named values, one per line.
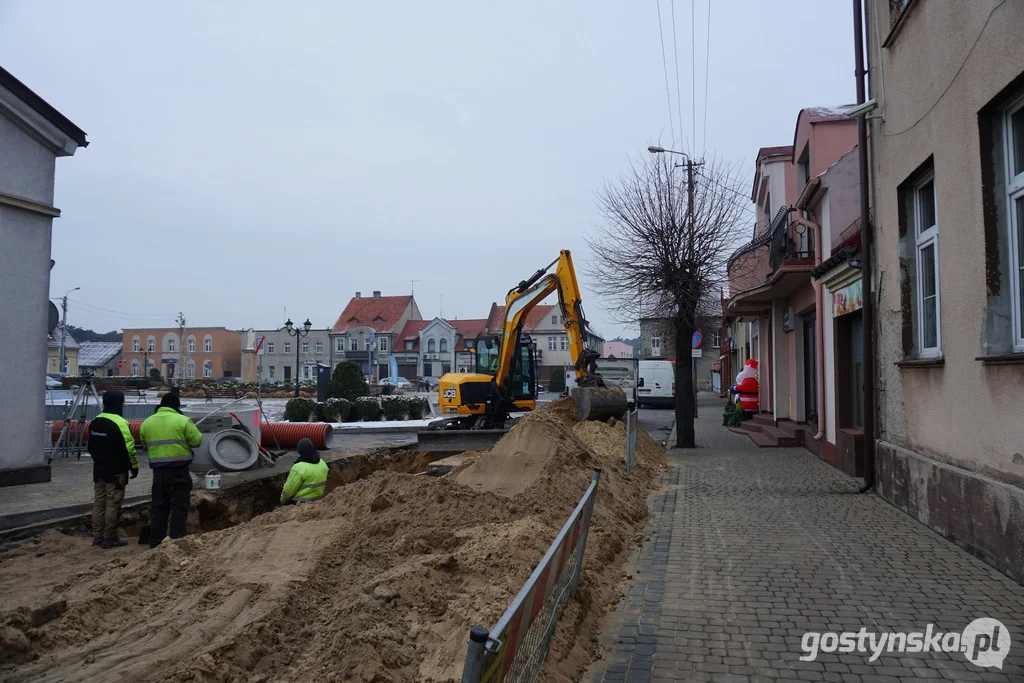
left=279, top=438, right=328, bottom=505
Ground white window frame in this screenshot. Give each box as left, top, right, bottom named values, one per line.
left=203, top=360, right=213, bottom=378
left=187, top=336, right=196, bottom=353
left=350, top=337, right=358, bottom=351
left=651, top=335, right=662, bottom=354
left=551, top=315, right=558, bottom=325
left=334, top=338, right=343, bottom=353
left=186, top=360, right=195, bottom=378
left=147, top=337, right=155, bottom=352
left=301, top=340, right=310, bottom=354
left=284, top=342, right=291, bottom=354
left=268, top=341, right=275, bottom=354
left=1004, top=94, right=1024, bottom=351
left=547, top=336, right=557, bottom=351
left=914, top=172, right=941, bottom=357
left=560, top=335, right=569, bottom=351
left=131, top=360, right=139, bottom=376
left=438, top=338, right=446, bottom=353
left=379, top=336, right=389, bottom=352
left=269, top=366, right=276, bottom=379
left=428, top=338, right=436, bottom=353
left=132, top=336, right=140, bottom=353
left=168, top=338, right=176, bottom=353
left=204, top=335, right=213, bottom=353
left=316, top=339, right=323, bottom=354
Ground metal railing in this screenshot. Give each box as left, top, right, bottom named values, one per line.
left=461, top=467, right=602, bottom=683
left=768, top=208, right=813, bottom=271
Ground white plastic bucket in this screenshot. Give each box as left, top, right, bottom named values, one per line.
left=205, top=469, right=222, bottom=490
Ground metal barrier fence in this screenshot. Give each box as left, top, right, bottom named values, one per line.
left=461, top=467, right=602, bottom=683
left=625, top=407, right=638, bottom=474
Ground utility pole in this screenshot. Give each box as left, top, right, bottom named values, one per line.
left=175, top=312, right=187, bottom=388
left=686, top=159, right=698, bottom=419
left=59, top=296, right=68, bottom=375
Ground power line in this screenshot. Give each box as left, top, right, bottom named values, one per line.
left=703, top=0, right=711, bottom=151
left=655, top=1, right=676, bottom=145
left=670, top=0, right=685, bottom=148
left=68, top=298, right=175, bottom=318
left=691, top=0, right=696, bottom=148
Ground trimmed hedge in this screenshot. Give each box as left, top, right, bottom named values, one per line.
left=323, top=398, right=352, bottom=422
left=353, top=396, right=381, bottom=422
left=284, top=397, right=317, bottom=422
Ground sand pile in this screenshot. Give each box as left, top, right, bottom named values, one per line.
left=1, top=399, right=667, bottom=682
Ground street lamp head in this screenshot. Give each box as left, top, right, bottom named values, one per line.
left=303, top=319, right=312, bottom=332
left=647, top=146, right=665, bottom=154
left=285, top=319, right=293, bottom=331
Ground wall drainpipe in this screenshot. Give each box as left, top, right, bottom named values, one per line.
left=853, top=0, right=875, bottom=493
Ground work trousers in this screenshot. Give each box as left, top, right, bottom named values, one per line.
left=92, top=474, right=127, bottom=542
left=149, top=467, right=193, bottom=547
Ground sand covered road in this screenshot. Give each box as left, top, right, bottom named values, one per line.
left=1, top=399, right=667, bottom=682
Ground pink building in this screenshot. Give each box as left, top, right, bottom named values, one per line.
left=603, top=341, right=634, bottom=359
left=725, top=106, right=861, bottom=472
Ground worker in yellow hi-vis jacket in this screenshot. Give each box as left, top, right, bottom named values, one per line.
left=280, top=438, right=328, bottom=504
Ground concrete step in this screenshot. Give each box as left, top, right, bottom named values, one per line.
left=761, top=425, right=801, bottom=447
left=740, top=421, right=764, bottom=433
left=751, top=413, right=776, bottom=427
left=748, top=431, right=782, bottom=447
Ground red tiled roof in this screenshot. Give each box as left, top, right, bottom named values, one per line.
left=485, top=303, right=556, bottom=335
left=331, top=295, right=414, bottom=334
left=756, top=145, right=793, bottom=161
left=396, top=319, right=431, bottom=347
left=451, top=319, right=488, bottom=350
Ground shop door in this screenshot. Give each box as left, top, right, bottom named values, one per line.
left=850, top=314, right=864, bottom=428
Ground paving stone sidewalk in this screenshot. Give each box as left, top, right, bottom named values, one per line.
left=588, top=397, right=1024, bottom=683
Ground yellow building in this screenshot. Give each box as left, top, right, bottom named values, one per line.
left=46, top=326, right=80, bottom=375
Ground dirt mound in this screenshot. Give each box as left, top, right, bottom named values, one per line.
left=1, top=399, right=667, bottom=682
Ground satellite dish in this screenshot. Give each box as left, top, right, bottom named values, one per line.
left=48, top=302, right=60, bottom=334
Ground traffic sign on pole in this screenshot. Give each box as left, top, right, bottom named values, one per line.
left=117, top=359, right=124, bottom=368
left=691, top=330, right=703, bottom=348
left=254, top=335, right=266, bottom=356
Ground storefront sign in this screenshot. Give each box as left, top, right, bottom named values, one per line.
left=833, top=280, right=863, bottom=317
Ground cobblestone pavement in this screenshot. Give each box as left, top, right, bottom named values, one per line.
left=588, top=396, right=1024, bottom=682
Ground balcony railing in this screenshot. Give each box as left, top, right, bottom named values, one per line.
left=768, top=208, right=813, bottom=272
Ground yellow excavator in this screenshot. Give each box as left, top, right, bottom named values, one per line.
left=416, top=250, right=628, bottom=451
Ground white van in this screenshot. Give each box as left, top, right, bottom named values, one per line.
left=637, top=360, right=674, bottom=407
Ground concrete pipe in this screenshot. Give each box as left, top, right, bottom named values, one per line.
left=260, top=422, right=333, bottom=450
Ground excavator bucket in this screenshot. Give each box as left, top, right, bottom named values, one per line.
left=572, top=386, right=629, bottom=422
left=416, top=428, right=509, bottom=453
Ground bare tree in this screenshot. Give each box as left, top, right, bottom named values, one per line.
left=585, top=151, right=750, bottom=448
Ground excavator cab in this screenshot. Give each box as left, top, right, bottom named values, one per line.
left=476, top=334, right=537, bottom=403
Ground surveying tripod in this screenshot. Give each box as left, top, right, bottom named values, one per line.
left=50, top=374, right=103, bottom=463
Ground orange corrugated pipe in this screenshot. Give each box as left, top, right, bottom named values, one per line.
left=260, top=422, right=333, bottom=450
left=51, top=420, right=143, bottom=443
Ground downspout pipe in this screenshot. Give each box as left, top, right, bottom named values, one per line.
left=790, top=212, right=826, bottom=443
left=854, top=0, right=876, bottom=493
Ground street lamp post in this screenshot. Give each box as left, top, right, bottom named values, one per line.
left=59, top=287, right=80, bottom=374
left=648, top=146, right=699, bottom=418
left=285, top=318, right=312, bottom=397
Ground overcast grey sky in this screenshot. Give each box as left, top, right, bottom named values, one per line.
left=1, top=1, right=853, bottom=339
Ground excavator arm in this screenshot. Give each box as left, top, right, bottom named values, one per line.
left=493, top=250, right=601, bottom=394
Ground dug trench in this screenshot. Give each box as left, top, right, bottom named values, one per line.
left=0, top=399, right=669, bottom=682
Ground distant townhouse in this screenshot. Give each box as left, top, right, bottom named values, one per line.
left=240, top=326, right=333, bottom=383
left=46, top=326, right=80, bottom=375
left=122, top=327, right=242, bottom=380
left=484, top=303, right=605, bottom=382
left=395, top=317, right=488, bottom=378
left=602, top=341, right=634, bottom=359
left=330, top=291, right=421, bottom=380
left=77, top=342, right=123, bottom=376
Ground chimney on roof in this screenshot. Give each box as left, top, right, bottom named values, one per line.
left=355, top=291, right=361, bottom=299
left=373, top=290, right=381, bottom=298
